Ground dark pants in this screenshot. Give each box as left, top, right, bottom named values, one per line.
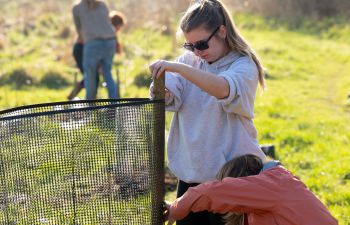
left=176, top=180, right=225, bottom=225
left=73, top=43, right=84, bottom=74
left=72, top=43, right=99, bottom=88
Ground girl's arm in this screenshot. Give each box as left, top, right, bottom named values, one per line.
left=150, top=60, right=229, bottom=99
left=150, top=56, right=260, bottom=117
left=72, top=7, right=82, bottom=39
left=168, top=172, right=281, bottom=221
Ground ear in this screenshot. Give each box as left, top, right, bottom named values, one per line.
left=218, top=25, right=227, bottom=39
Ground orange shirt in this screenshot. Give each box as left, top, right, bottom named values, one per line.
left=170, top=166, right=338, bottom=225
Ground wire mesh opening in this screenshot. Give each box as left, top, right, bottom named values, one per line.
left=0, top=99, right=165, bottom=225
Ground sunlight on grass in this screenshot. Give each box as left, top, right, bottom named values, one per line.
left=1, top=10, right=350, bottom=223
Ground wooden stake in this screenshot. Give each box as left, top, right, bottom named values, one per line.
left=153, top=72, right=165, bottom=100
left=151, top=71, right=165, bottom=224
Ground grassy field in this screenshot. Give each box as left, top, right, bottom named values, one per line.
left=1, top=5, right=350, bottom=224
left=245, top=17, right=350, bottom=224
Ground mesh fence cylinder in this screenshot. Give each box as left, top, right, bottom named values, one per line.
left=0, top=99, right=165, bottom=225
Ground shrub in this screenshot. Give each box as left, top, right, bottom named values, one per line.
left=133, top=71, right=152, bottom=88
left=58, top=26, right=70, bottom=39
left=40, top=71, right=70, bottom=89
left=0, top=69, right=34, bottom=89
left=0, top=34, right=5, bottom=50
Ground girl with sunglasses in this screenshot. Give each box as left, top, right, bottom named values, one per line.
left=150, top=1, right=266, bottom=224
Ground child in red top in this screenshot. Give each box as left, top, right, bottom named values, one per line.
left=165, top=154, right=338, bottom=225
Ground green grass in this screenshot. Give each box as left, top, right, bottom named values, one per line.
left=246, top=24, right=350, bottom=223
left=0, top=104, right=160, bottom=224
left=1, top=10, right=350, bottom=224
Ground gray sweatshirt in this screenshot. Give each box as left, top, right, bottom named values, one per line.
left=165, top=51, right=266, bottom=183
left=72, top=0, right=115, bottom=43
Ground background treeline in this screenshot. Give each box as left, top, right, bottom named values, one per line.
left=230, top=0, right=350, bottom=19
left=2, top=0, right=350, bottom=38
left=114, top=0, right=350, bottom=30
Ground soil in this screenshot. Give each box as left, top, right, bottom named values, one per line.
left=164, top=166, right=178, bottom=192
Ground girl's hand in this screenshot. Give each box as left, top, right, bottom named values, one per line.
left=164, top=201, right=176, bottom=225
left=149, top=83, right=171, bottom=101
left=149, top=60, right=179, bottom=80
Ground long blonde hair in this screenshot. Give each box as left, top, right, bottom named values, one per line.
left=180, top=0, right=265, bottom=89
left=216, top=155, right=263, bottom=225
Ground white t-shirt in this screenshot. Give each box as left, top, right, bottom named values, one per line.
left=165, top=51, right=266, bottom=183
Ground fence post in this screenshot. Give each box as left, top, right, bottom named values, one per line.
left=152, top=72, right=165, bottom=224
left=153, top=74, right=165, bottom=100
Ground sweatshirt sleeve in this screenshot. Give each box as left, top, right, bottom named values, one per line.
left=170, top=173, right=280, bottom=220
left=164, top=54, right=189, bottom=112
left=217, top=56, right=258, bottom=118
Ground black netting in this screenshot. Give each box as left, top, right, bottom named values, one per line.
left=0, top=99, right=165, bottom=225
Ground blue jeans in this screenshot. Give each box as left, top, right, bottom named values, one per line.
left=83, top=38, right=118, bottom=99
left=73, top=43, right=99, bottom=89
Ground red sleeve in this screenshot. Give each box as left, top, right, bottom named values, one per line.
left=170, top=168, right=284, bottom=220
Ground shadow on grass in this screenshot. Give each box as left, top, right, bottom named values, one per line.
left=165, top=166, right=177, bottom=192
left=0, top=69, right=71, bottom=90
left=133, top=71, right=152, bottom=88
left=40, top=71, right=70, bottom=89
left=0, top=68, right=34, bottom=89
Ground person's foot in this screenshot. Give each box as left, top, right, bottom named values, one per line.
left=67, top=94, right=74, bottom=101
left=67, top=82, right=84, bottom=100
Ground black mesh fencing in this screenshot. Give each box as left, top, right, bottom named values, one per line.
left=0, top=99, right=165, bottom=225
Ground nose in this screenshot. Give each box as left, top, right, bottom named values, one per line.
left=194, top=48, right=203, bottom=56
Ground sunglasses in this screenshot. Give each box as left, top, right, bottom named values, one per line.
left=183, top=26, right=220, bottom=52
